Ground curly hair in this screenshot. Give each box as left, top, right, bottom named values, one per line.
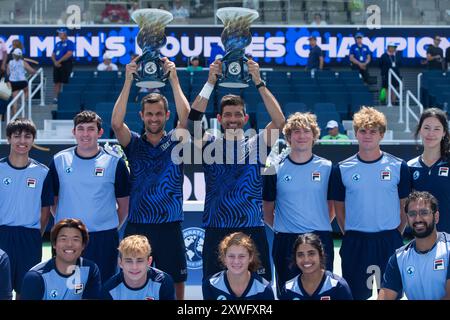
left=353, top=106, right=387, bottom=134
left=283, top=112, right=321, bottom=141
left=218, top=232, right=261, bottom=273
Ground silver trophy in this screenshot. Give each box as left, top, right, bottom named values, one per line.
left=131, top=9, right=173, bottom=88
left=216, top=7, right=259, bottom=88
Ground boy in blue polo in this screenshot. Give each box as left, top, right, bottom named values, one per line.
left=21, top=218, right=101, bottom=300
left=331, top=107, right=410, bottom=300
left=102, top=235, right=175, bottom=300
left=0, top=118, right=53, bottom=299
left=48, top=111, right=130, bottom=283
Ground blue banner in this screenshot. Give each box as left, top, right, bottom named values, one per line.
left=1, top=25, right=449, bottom=67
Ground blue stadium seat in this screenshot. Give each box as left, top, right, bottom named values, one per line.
left=57, top=92, right=82, bottom=111
left=315, top=70, right=336, bottom=79
left=313, top=103, right=337, bottom=113
left=323, top=92, right=351, bottom=119
left=71, top=71, right=93, bottom=79
left=338, top=71, right=361, bottom=79
left=297, top=92, right=322, bottom=109
left=283, top=102, right=308, bottom=115
left=350, top=92, right=374, bottom=113
left=62, top=85, right=85, bottom=93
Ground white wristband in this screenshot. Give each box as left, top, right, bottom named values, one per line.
left=199, top=82, right=214, bottom=100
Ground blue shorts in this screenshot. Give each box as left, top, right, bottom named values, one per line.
left=125, top=222, right=187, bottom=283
left=203, top=226, right=272, bottom=282
left=82, top=228, right=119, bottom=284
left=340, top=229, right=403, bottom=300
left=0, top=225, right=42, bottom=294
left=272, top=230, right=334, bottom=297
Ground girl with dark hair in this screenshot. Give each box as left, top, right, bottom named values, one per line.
left=280, top=233, right=353, bottom=300
left=408, top=108, right=450, bottom=234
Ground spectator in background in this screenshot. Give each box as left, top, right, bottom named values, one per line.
left=310, top=13, right=327, bottom=25
left=97, top=51, right=118, bottom=72
left=380, top=42, right=401, bottom=105
left=186, top=56, right=203, bottom=72
left=7, top=39, right=23, bottom=64
left=7, top=48, right=36, bottom=115
left=321, top=120, right=350, bottom=144
left=101, top=3, right=129, bottom=23
left=51, top=28, right=74, bottom=104
left=171, top=0, right=189, bottom=23
left=426, top=36, right=444, bottom=70
left=306, top=36, right=323, bottom=71
left=0, top=37, right=7, bottom=78
left=349, top=32, right=371, bottom=83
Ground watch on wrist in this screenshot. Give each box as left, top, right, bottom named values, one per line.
left=256, top=80, right=266, bottom=89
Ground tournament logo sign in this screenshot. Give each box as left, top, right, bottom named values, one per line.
left=183, top=227, right=205, bottom=270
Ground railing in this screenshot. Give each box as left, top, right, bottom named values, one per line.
left=6, top=90, right=26, bottom=123
left=28, top=67, right=45, bottom=119
left=417, top=72, right=422, bottom=102
left=6, top=67, right=45, bottom=123
left=387, top=68, right=403, bottom=123
left=404, top=90, right=424, bottom=133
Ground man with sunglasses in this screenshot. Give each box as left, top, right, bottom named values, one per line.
left=379, top=191, right=450, bottom=300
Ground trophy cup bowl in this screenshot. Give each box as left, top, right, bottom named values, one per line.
left=216, top=7, right=259, bottom=88
left=131, top=9, right=173, bottom=88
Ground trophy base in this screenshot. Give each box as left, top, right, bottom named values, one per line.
left=218, top=82, right=249, bottom=89
left=136, top=80, right=167, bottom=89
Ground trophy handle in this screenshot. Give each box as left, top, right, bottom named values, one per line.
left=157, top=56, right=171, bottom=82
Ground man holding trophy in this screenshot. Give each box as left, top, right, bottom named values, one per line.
left=187, top=7, right=285, bottom=283
left=111, top=8, right=190, bottom=300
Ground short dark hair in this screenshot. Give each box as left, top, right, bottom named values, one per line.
left=141, top=93, right=169, bottom=113
left=219, top=94, right=246, bottom=115
left=73, top=110, right=102, bottom=131
left=50, top=218, right=89, bottom=257
left=404, top=191, right=439, bottom=215
left=6, top=118, right=37, bottom=139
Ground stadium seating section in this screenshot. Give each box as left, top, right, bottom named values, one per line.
left=420, top=71, right=450, bottom=111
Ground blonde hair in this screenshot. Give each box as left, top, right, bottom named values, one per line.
left=218, top=232, right=261, bottom=272
left=353, top=106, right=387, bottom=134
left=283, top=112, right=321, bottom=141
left=118, top=235, right=151, bottom=258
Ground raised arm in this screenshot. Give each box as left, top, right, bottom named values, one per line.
left=162, top=57, right=190, bottom=129
left=187, top=60, right=222, bottom=147
left=111, top=59, right=136, bottom=147
left=247, top=59, right=285, bottom=147
left=190, top=59, right=221, bottom=114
